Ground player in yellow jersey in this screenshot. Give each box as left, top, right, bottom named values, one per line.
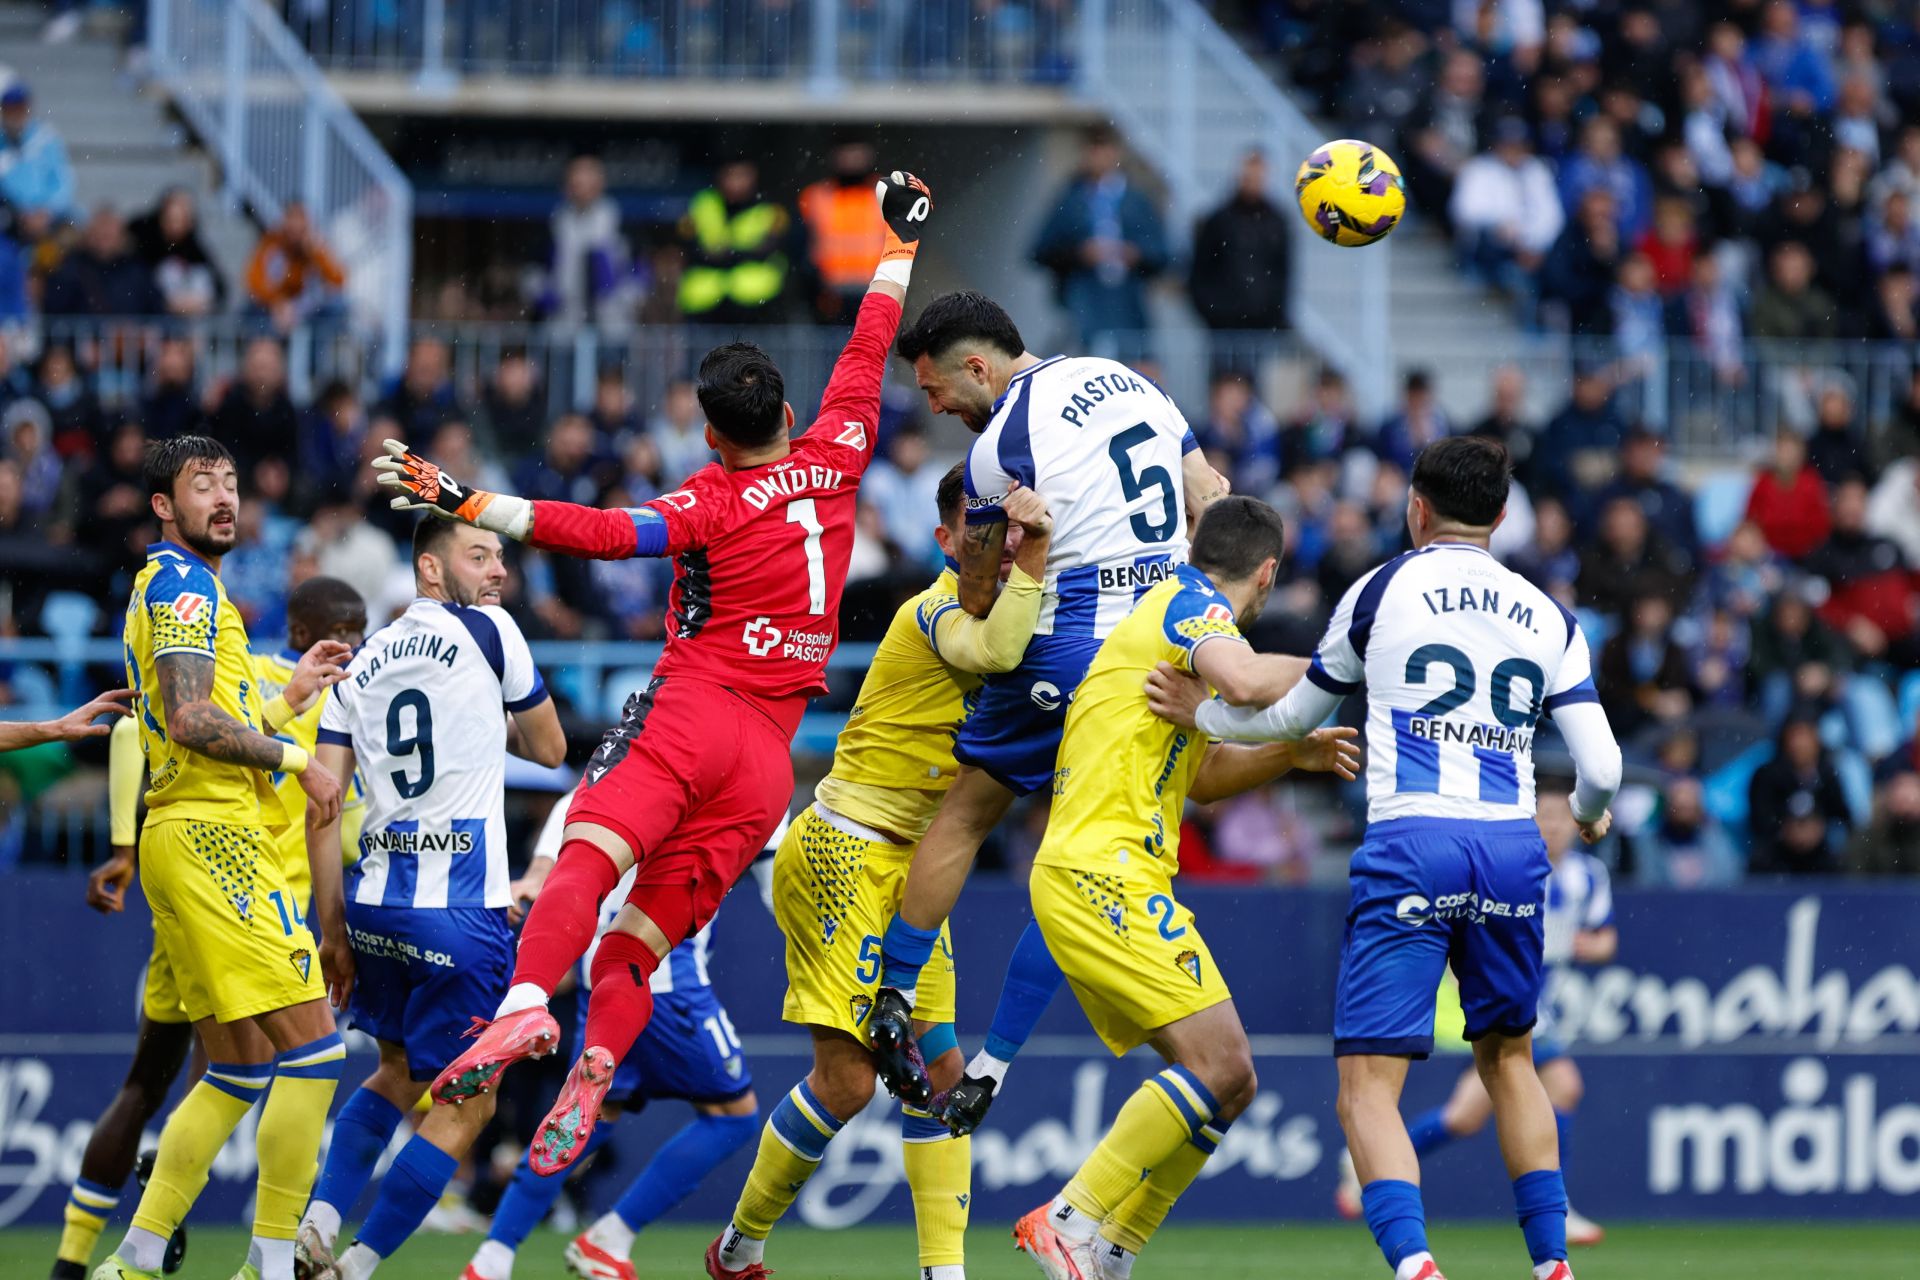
left=1011, top=497, right=1360, bottom=1280
left=52, top=578, right=369, bottom=1280
left=95, top=437, right=353, bottom=1280
left=708, top=465, right=1052, bottom=1280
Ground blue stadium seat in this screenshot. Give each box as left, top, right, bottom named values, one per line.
left=1703, top=740, right=1773, bottom=839
left=1834, top=749, right=1873, bottom=827
left=1899, top=670, right=1920, bottom=743
left=1842, top=675, right=1903, bottom=761
left=1693, top=471, right=1753, bottom=550
left=1575, top=608, right=1614, bottom=653
left=5, top=664, right=59, bottom=719
left=39, top=591, right=98, bottom=644
left=602, top=666, right=658, bottom=723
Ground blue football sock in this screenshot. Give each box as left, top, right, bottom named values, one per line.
left=311, top=1088, right=404, bottom=1219
left=355, top=1134, right=459, bottom=1259
left=880, top=915, right=942, bottom=991
left=613, top=1110, right=760, bottom=1231
left=983, top=918, right=1065, bottom=1061
left=486, top=1121, right=620, bottom=1250
left=1406, top=1106, right=1454, bottom=1158
left=1361, top=1178, right=1429, bottom=1271
left=1514, top=1168, right=1567, bottom=1265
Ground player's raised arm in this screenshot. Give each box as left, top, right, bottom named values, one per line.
left=929, top=482, right=1050, bottom=673
left=1181, top=442, right=1231, bottom=524
left=0, top=687, right=134, bottom=751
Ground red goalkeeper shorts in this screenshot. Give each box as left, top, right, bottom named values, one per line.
left=566, top=676, right=797, bottom=940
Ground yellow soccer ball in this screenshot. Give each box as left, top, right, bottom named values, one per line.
left=1295, top=139, right=1407, bottom=247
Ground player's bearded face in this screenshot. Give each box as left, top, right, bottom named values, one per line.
left=915, top=353, right=997, bottom=432
left=168, top=462, right=240, bottom=559
left=443, top=529, right=508, bottom=607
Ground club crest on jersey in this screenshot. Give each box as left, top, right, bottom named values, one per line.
left=1174, top=948, right=1204, bottom=986
left=289, top=948, right=312, bottom=982
left=849, top=993, right=874, bottom=1026
left=170, top=592, right=209, bottom=624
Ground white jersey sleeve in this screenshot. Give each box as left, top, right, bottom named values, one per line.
left=963, top=355, right=1198, bottom=641
left=478, top=604, right=548, bottom=711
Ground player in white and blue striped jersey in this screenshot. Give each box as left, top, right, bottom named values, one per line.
left=298, top=518, right=568, bottom=1280
left=868, top=290, right=1234, bottom=1101
left=1149, top=438, right=1620, bottom=1280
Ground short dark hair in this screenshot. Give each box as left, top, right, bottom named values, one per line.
left=1190, top=496, right=1287, bottom=581
left=144, top=434, right=234, bottom=500
left=696, top=341, right=787, bottom=448
left=286, top=575, right=365, bottom=640
left=412, top=513, right=462, bottom=565
left=1411, top=436, right=1511, bottom=527
left=894, top=291, right=1025, bottom=364
left=936, top=461, right=967, bottom=526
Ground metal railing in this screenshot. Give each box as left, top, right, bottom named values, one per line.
left=149, top=0, right=414, bottom=374
left=1074, top=0, right=1395, bottom=420
left=16, top=313, right=1915, bottom=461
left=287, top=0, right=1080, bottom=87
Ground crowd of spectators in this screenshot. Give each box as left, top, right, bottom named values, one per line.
left=1238, top=0, right=1920, bottom=365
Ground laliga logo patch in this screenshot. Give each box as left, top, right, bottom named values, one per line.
left=1396, top=894, right=1432, bottom=927
left=289, top=948, right=312, bottom=982
left=171, top=592, right=209, bottom=624
left=1174, top=948, right=1204, bottom=986
left=1203, top=603, right=1233, bottom=622
left=849, top=993, right=874, bottom=1026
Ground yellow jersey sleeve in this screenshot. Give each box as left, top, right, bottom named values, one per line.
left=922, top=564, right=1044, bottom=675
left=108, top=715, right=143, bottom=846
left=141, top=559, right=221, bottom=660
left=1161, top=582, right=1246, bottom=674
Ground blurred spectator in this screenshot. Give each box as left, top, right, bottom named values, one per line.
left=1507, top=496, right=1578, bottom=604
left=1189, top=150, right=1291, bottom=334
left=1468, top=364, right=1536, bottom=483
left=1542, top=188, right=1624, bottom=334
left=1591, top=426, right=1696, bottom=556
left=206, top=336, right=299, bottom=482
left=1579, top=495, right=1694, bottom=616
left=1031, top=126, right=1169, bottom=349
left=73, top=419, right=149, bottom=572
left=515, top=414, right=606, bottom=507
left=798, top=139, right=885, bottom=325
left=1869, top=450, right=1920, bottom=568
left=677, top=159, right=789, bottom=324
left=1806, top=386, right=1868, bottom=484
left=1875, top=368, right=1920, bottom=473
left=1744, top=429, right=1831, bottom=560
left=1282, top=368, right=1358, bottom=475
left=1850, top=759, right=1920, bottom=876
left=1865, top=190, right=1920, bottom=280
left=299, top=380, right=367, bottom=500
left=139, top=337, right=201, bottom=441
left=293, top=492, right=398, bottom=623
left=474, top=349, right=544, bottom=456
left=1598, top=592, right=1693, bottom=738
left=1608, top=253, right=1666, bottom=387
left=648, top=376, right=714, bottom=484
left=378, top=337, right=464, bottom=439
left=540, top=155, right=638, bottom=330
left=1404, top=49, right=1489, bottom=220
left=1449, top=117, right=1562, bottom=296
left=1750, top=1, right=1836, bottom=121
left=1558, top=117, right=1653, bottom=241
left=1533, top=368, right=1622, bottom=505
left=129, top=188, right=224, bottom=319
left=1750, top=588, right=1849, bottom=703
left=1373, top=369, right=1451, bottom=474
left=246, top=201, right=347, bottom=331
left=422, top=419, right=508, bottom=498
left=0, top=80, right=75, bottom=242
left=37, top=343, right=101, bottom=460
left=1688, top=607, right=1752, bottom=709
left=862, top=424, right=944, bottom=573
left=1636, top=776, right=1743, bottom=887
left=42, top=206, right=163, bottom=317
left=0, top=226, right=26, bottom=322
left=1749, top=241, right=1837, bottom=341
left=1806, top=477, right=1919, bottom=664
left=1338, top=23, right=1429, bottom=147
left=5, top=398, right=64, bottom=529
left=1867, top=265, right=1920, bottom=341
left=1316, top=501, right=1380, bottom=605
left=1198, top=371, right=1281, bottom=496
left=1636, top=198, right=1698, bottom=298
left=1747, top=710, right=1852, bottom=875
left=1678, top=253, right=1745, bottom=385
left=588, top=367, right=640, bottom=441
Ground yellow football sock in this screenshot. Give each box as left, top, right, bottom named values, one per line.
left=57, top=1177, right=119, bottom=1267
left=129, top=1062, right=269, bottom=1239
left=1062, top=1067, right=1215, bottom=1222
left=1101, top=1136, right=1212, bottom=1254
left=902, top=1106, right=971, bottom=1268
left=730, top=1081, right=845, bottom=1239
left=251, top=1033, right=346, bottom=1240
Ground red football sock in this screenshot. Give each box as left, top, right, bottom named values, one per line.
left=510, top=840, right=623, bottom=994
left=584, top=932, right=659, bottom=1064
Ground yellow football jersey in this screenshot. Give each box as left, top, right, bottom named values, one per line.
left=814, top=567, right=982, bottom=841
left=123, top=541, right=285, bottom=829
left=1035, top=564, right=1246, bottom=886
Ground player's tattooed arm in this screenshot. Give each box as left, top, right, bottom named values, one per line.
left=1181, top=451, right=1231, bottom=526
left=156, top=652, right=291, bottom=769
left=955, top=517, right=1009, bottom=618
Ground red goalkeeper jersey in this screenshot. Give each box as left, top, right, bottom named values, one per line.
left=525, top=292, right=900, bottom=711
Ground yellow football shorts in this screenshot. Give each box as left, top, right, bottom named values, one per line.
left=141, top=818, right=324, bottom=1023
left=1030, top=863, right=1231, bottom=1056
left=141, top=927, right=189, bottom=1024
left=774, top=803, right=955, bottom=1038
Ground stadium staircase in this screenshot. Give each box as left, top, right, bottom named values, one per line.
left=0, top=4, right=258, bottom=289
left=1084, top=0, right=1526, bottom=420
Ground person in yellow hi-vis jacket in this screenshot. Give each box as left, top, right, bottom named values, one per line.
left=53, top=574, right=368, bottom=1280
left=677, top=159, right=790, bottom=323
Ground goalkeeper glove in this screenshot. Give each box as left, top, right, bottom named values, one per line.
left=873, top=170, right=932, bottom=285
left=373, top=438, right=532, bottom=540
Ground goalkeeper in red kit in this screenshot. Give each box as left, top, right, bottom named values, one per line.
left=373, top=171, right=934, bottom=1176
